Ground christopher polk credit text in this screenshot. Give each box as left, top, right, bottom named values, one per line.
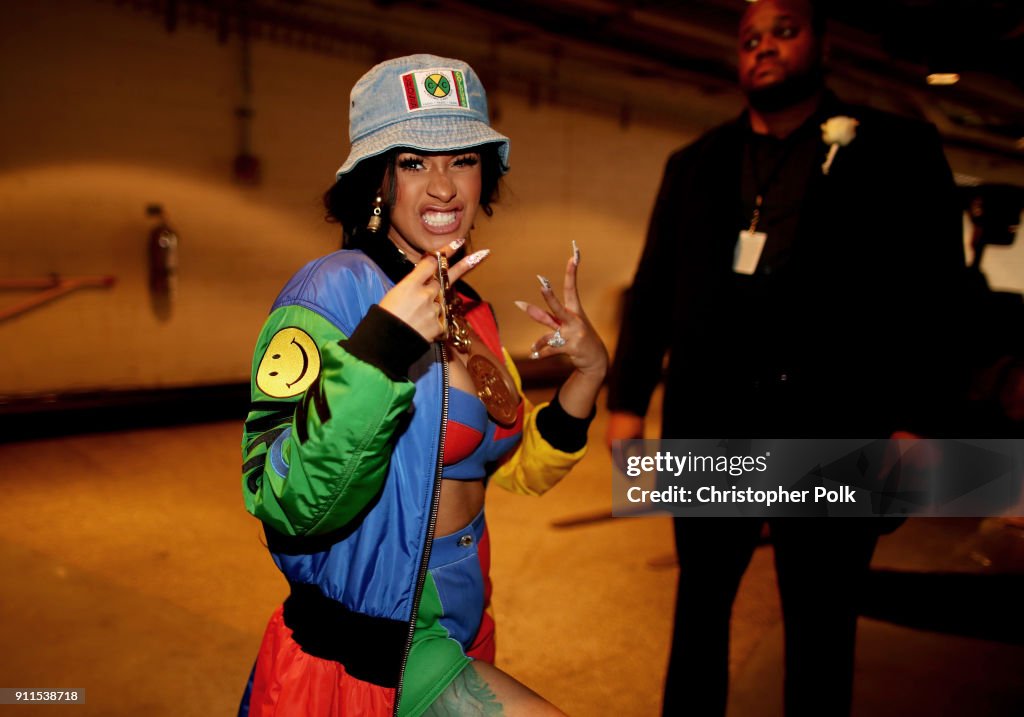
left=625, top=483, right=857, bottom=506
left=621, top=450, right=858, bottom=507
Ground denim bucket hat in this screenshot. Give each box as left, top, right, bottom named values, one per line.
left=335, top=54, right=510, bottom=179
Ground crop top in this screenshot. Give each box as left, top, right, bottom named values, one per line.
left=442, top=386, right=523, bottom=480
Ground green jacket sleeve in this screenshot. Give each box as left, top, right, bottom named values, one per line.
left=241, top=304, right=423, bottom=536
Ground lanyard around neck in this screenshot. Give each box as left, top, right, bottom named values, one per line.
left=745, top=133, right=803, bottom=233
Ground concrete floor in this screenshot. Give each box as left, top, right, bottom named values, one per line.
left=1, top=389, right=1022, bottom=716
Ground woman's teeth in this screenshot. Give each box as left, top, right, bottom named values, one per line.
left=423, top=211, right=457, bottom=228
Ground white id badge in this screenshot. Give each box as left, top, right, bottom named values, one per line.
left=733, top=230, right=767, bottom=275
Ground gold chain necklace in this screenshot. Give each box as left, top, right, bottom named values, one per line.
left=436, top=252, right=520, bottom=426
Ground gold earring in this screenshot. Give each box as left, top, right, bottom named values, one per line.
left=366, top=193, right=383, bottom=233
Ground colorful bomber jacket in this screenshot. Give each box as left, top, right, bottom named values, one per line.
left=240, top=249, right=586, bottom=715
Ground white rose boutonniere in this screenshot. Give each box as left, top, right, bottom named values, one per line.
left=820, top=116, right=859, bottom=175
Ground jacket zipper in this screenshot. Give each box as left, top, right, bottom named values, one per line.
left=393, top=342, right=448, bottom=716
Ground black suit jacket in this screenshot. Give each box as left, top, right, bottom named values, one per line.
left=608, top=94, right=968, bottom=437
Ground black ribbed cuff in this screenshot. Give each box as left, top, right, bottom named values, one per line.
left=536, top=391, right=596, bottom=453
left=342, top=305, right=429, bottom=381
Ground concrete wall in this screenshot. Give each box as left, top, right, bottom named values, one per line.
left=0, top=0, right=697, bottom=396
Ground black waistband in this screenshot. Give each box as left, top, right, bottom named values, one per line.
left=282, top=581, right=408, bottom=688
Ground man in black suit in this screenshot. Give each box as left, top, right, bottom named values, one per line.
left=606, top=1, right=968, bottom=715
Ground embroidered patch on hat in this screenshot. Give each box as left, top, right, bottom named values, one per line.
left=401, top=69, right=470, bottom=112
left=256, top=327, right=321, bottom=398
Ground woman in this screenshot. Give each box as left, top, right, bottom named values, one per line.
left=238, top=55, right=607, bottom=716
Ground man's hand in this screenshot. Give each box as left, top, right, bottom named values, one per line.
left=606, top=411, right=645, bottom=451
left=606, top=411, right=645, bottom=478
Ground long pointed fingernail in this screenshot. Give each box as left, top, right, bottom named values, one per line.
left=572, top=240, right=580, bottom=266
left=464, top=249, right=489, bottom=267
left=537, top=275, right=552, bottom=291
left=448, top=236, right=466, bottom=251
left=514, top=300, right=529, bottom=312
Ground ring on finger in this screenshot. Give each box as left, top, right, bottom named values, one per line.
left=547, top=328, right=567, bottom=348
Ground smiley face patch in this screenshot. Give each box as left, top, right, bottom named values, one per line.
left=256, top=327, right=321, bottom=398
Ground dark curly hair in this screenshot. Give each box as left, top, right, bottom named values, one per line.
left=323, top=143, right=506, bottom=249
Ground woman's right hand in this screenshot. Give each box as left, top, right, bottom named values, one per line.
left=378, top=238, right=490, bottom=342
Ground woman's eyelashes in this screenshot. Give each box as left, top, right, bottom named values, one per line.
left=398, top=156, right=424, bottom=171
left=396, top=154, right=479, bottom=172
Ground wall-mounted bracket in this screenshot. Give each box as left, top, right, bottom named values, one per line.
left=0, top=275, right=117, bottom=322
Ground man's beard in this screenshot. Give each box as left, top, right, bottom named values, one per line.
left=746, top=66, right=825, bottom=113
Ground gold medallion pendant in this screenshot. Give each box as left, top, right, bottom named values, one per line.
left=467, top=354, right=519, bottom=426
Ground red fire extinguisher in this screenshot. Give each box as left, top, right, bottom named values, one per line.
left=147, top=203, right=178, bottom=320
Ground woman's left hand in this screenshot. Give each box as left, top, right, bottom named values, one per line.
left=516, top=244, right=609, bottom=380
